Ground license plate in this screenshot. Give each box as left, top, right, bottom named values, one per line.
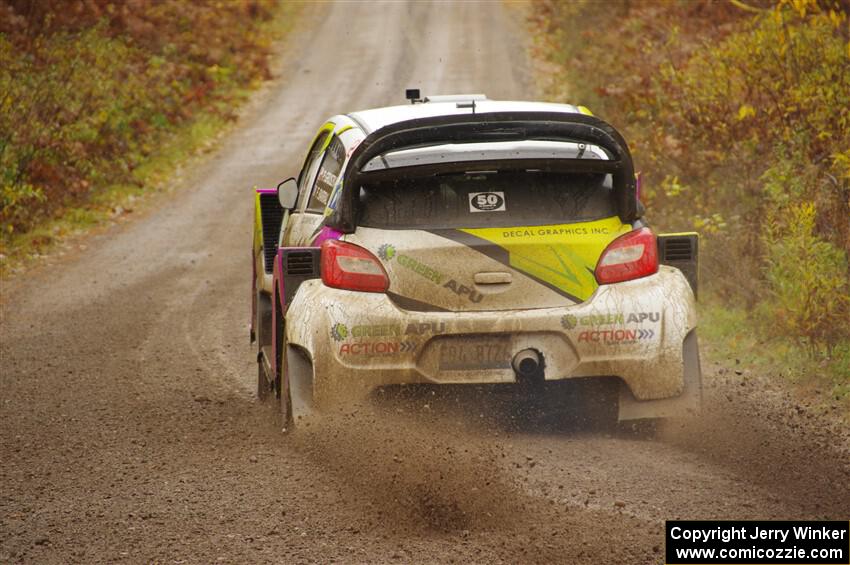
left=438, top=336, right=512, bottom=370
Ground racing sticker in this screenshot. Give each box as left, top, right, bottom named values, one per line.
left=331, top=323, right=349, bottom=342
left=560, top=311, right=660, bottom=329
left=468, top=191, right=506, bottom=213
left=377, top=243, right=397, bottom=261
left=331, top=321, right=445, bottom=340
left=379, top=244, right=484, bottom=304
left=449, top=216, right=633, bottom=303
left=339, top=341, right=417, bottom=355
left=577, top=328, right=655, bottom=344
left=330, top=321, right=446, bottom=356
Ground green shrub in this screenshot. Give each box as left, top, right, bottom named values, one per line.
left=531, top=0, right=850, bottom=380
left=0, top=0, right=278, bottom=241
left=0, top=26, right=166, bottom=234
left=656, top=3, right=850, bottom=247
left=761, top=201, right=849, bottom=355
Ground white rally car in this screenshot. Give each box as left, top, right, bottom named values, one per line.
left=251, top=92, right=701, bottom=427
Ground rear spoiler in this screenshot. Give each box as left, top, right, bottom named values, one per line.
left=326, top=112, right=639, bottom=232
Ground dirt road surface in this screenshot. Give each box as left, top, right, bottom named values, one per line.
left=2, top=2, right=848, bottom=563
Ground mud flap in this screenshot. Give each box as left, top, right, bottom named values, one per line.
left=286, top=344, right=315, bottom=422
left=255, top=291, right=272, bottom=349
left=617, top=330, right=702, bottom=421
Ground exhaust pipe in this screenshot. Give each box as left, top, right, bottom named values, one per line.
left=512, top=349, right=542, bottom=379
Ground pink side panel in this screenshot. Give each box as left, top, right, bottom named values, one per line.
left=312, top=226, right=343, bottom=246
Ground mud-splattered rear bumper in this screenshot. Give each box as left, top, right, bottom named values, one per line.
left=286, top=266, right=699, bottom=414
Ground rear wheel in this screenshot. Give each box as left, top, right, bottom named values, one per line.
left=257, top=358, right=272, bottom=400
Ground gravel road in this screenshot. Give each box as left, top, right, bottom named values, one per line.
left=2, top=2, right=848, bottom=563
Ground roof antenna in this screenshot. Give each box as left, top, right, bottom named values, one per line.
left=456, top=99, right=477, bottom=114
left=405, top=88, right=423, bottom=104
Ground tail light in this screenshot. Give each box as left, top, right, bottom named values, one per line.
left=595, top=227, right=658, bottom=284
left=321, top=240, right=389, bottom=293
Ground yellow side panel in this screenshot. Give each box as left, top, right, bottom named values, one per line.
left=253, top=190, right=263, bottom=250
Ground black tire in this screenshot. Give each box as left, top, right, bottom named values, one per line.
left=257, top=359, right=272, bottom=400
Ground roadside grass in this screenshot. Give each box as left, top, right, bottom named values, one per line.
left=0, top=3, right=301, bottom=278
left=699, top=296, right=850, bottom=417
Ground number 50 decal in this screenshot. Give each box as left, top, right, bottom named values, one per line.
left=469, top=191, right=506, bottom=212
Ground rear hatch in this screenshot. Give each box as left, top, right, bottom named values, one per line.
left=348, top=169, right=631, bottom=312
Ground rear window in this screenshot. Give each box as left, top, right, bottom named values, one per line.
left=357, top=171, right=616, bottom=229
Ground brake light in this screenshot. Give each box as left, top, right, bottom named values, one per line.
left=595, top=227, right=658, bottom=284
left=321, top=240, right=389, bottom=293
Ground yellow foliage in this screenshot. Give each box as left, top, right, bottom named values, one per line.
left=763, top=202, right=849, bottom=353
left=531, top=0, right=850, bottom=356
left=737, top=104, right=756, bottom=121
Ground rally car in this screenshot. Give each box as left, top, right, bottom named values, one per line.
left=251, top=91, right=701, bottom=427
